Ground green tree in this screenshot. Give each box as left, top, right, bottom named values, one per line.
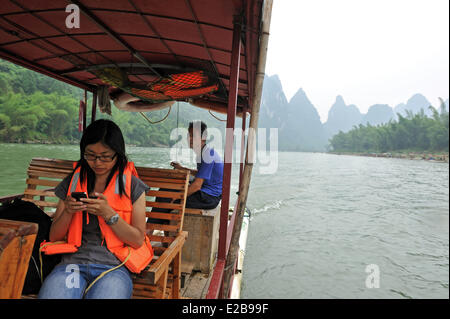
left=329, top=100, right=449, bottom=153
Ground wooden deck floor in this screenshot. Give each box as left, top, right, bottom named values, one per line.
left=180, top=270, right=214, bottom=299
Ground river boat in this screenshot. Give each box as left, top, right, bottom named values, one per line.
left=0, top=0, right=273, bottom=299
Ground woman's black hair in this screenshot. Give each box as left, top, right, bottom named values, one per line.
left=74, top=119, right=128, bottom=197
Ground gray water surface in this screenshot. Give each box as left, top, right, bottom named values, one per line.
left=242, top=152, right=449, bottom=299
left=0, top=144, right=448, bottom=298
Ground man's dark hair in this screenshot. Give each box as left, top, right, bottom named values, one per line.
left=188, top=121, right=207, bottom=139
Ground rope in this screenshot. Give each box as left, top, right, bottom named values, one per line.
left=83, top=247, right=131, bottom=296
left=39, top=241, right=66, bottom=283
left=208, top=109, right=227, bottom=122
left=139, top=105, right=172, bottom=124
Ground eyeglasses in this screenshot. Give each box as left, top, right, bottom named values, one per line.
left=84, top=153, right=117, bottom=162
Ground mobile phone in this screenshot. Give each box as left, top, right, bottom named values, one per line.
left=71, top=192, right=87, bottom=201
left=89, top=195, right=98, bottom=199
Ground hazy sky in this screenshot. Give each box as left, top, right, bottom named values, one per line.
left=265, top=0, right=449, bottom=123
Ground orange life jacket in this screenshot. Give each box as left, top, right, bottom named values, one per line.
left=40, top=162, right=153, bottom=274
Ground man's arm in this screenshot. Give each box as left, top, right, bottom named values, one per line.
left=187, top=178, right=204, bottom=196
left=170, top=161, right=198, bottom=175
left=187, top=159, right=213, bottom=197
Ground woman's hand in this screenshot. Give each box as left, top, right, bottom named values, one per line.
left=80, top=192, right=147, bottom=249
left=80, top=193, right=115, bottom=221
left=49, top=198, right=82, bottom=242
left=64, top=196, right=87, bottom=214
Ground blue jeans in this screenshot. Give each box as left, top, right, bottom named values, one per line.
left=38, top=263, right=133, bottom=299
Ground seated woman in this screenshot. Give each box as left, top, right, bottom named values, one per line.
left=38, top=119, right=153, bottom=299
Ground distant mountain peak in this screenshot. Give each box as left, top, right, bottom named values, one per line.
left=407, top=93, right=430, bottom=107
left=363, top=104, right=395, bottom=126
left=324, top=95, right=363, bottom=138
left=259, top=75, right=445, bottom=151
left=293, top=87, right=306, bottom=98
left=335, top=95, right=346, bottom=105
left=266, top=74, right=284, bottom=93
left=269, top=74, right=281, bottom=83
left=395, top=93, right=432, bottom=117
left=289, top=88, right=311, bottom=107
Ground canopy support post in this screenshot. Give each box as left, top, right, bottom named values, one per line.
left=91, top=89, right=97, bottom=123
left=239, top=106, right=247, bottom=189
left=221, top=0, right=274, bottom=298
left=206, top=15, right=242, bottom=299
left=83, top=90, right=87, bottom=131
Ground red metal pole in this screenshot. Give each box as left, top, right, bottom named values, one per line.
left=206, top=16, right=242, bottom=299
left=205, top=259, right=225, bottom=299
left=91, top=90, right=97, bottom=123
left=218, top=17, right=242, bottom=261
left=83, top=90, right=87, bottom=131
left=78, top=100, right=85, bottom=132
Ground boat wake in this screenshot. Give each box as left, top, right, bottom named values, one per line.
left=252, top=200, right=283, bottom=215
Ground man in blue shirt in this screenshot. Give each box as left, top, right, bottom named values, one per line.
left=171, top=121, right=223, bottom=209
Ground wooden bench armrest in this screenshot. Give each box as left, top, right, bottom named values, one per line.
left=0, top=220, right=38, bottom=298
left=0, top=219, right=38, bottom=256
left=146, top=231, right=188, bottom=284
left=0, top=193, right=24, bottom=204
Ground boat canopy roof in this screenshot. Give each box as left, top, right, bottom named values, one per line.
left=0, top=0, right=266, bottom=115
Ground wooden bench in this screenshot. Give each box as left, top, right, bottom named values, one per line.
left=0, top=157, right=190, bottom=299
left=0, top=219, right=38, bottom=298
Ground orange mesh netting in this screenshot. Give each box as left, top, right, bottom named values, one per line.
left=95, top=67, right=218, bottom=102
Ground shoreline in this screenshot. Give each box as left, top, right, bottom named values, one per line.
left=1, top=140, right=170, bottom=148
left=328, top=151, right=449, bottom=163
left=2, top=142, right=449, bottom=163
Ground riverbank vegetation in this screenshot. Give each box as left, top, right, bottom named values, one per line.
left=0, top=60, right=224, bottom=146
left=329, top=101, right=449, bottom=154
